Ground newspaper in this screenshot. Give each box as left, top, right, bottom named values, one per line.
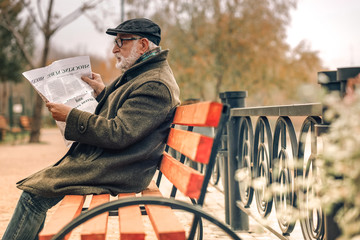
left=22, top=56, right=98, bottom=146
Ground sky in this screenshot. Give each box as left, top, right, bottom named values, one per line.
left=286, top=0, right=360, bottom=70
left=49, top=0, right=360, bottom=70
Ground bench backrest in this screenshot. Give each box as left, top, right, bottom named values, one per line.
left=158, top=101, right=229, bottom=206
left=0, top=115, right=8, bottom=129
left=19, top=116, right=31, bottom=130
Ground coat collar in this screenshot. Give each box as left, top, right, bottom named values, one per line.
left=94, top=49, right=170, bottom=113
left=114, top=49, right=169, bottom=88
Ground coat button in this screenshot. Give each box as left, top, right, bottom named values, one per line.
left=79, top=125, right=85, bottom=131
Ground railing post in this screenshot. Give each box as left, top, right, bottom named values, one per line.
left=219, top=91, right=249, bottom=230
left=317, top=70, right=339, bottom=126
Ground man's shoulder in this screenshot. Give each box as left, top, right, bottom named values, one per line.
left=134, top=68, right=180, bottom=107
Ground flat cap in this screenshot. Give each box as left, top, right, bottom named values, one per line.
left=106, top=18, right=161, bottom=45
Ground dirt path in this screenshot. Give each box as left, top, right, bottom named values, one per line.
left=0, top=128, right=68, bottom=238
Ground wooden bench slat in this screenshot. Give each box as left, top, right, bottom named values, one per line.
left=0, top=116, right=8, bottom=130
left=118, top=193, right=146, bottom=240
left=172, top=101, right=223, bottom=127
left=19, top=116, right=31, bottom=130
left=0, top=115, right=22, bottom=142
left=39, top=195, right=86, bottom=240
left=160, top=152, right=204, bottom=199
left=167, top=128, right=213, bottom=164
left=142, top=181, right=186, bottom=240
left=81, top=194, right=110, bottom=240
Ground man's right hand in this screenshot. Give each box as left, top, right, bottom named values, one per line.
left=81, top=72, right=105, bottom=97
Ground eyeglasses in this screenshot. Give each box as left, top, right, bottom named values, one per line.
left=114, top=37, right=142, bottom=48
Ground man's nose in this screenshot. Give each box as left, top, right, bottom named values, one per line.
left=112, top=44, right=119, bottom=53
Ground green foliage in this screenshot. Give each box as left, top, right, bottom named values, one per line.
left=0, top=0, right=33, bottom=83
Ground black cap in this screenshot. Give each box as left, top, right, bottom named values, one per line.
left=106, top=18, right=161, bottom=45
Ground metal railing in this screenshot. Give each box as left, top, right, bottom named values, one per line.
left=218, top=91, right=326, bottom=240
left=213, top=67, right=360, bottom=239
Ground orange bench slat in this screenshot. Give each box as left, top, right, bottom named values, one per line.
left=172, top=101, right=223, bottom=127
left=167, top=128, right=213, bottom=164
left=160, top=152, right=204, bottom=199
left=0, top=116, right=8, bottom=129
left=39, top=195, right=86, bottom=240
left=19, top=116, right=31, bottom=130
left=118, top=193, right=146, bottom=240
left=81, top=194, right=110, bottom=240
left=142, top=181, right=186, bottom=240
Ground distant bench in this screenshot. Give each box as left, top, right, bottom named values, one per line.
left=0, top=115, right=21, bottom=143
left=0, top=115, right=31, bottom=143
left=19, top=115, right=31, bottom=132
left=39, top=101, right=242, bottom=240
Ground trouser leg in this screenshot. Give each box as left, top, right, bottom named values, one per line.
left=2, top=191, right=63, bottom=240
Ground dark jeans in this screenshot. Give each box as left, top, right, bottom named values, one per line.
left=2, top=191, right=63, bottom=240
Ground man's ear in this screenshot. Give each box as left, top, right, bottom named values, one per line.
left=138, top=38, right=150, bottom=54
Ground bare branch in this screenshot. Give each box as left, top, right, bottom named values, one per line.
left=83, top=12, right=103, bottom=32
left=36, top=0, right=45, bottom=25
left=19, top=0, right=42, bottom=31
left=44, top=0, right=54, bottom=35
left=51, top=0, right=104, bottom=34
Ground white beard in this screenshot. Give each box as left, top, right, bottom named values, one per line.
left=115, top=44, right=141, bottom=73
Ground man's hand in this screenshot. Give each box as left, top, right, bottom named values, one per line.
left=46, top=102, right=72, bottom=122
left=81, top=72, right=105, bottom=97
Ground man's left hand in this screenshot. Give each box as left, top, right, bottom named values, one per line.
left=46, top=102, right=72, bottom=122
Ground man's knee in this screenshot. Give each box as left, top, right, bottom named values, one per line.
left=19, top=191, right=63, bottom=214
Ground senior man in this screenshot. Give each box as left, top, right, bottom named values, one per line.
left=3, top=18, right=180, bottom=240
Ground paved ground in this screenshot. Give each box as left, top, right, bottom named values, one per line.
left=0, top=128, right=301, bottom=240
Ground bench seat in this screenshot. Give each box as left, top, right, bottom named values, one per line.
left=39, top=181, right=186, bottom=240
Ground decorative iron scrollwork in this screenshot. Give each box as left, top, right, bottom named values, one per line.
left=273, top=116, right=297, bottom=234
left=237, top=117, right=254, bottom=207
left=298, top=116, right=325, bottom=240
left=253, top=116, right=273, bottom=217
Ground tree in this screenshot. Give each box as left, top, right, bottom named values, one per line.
left=0, top=0, right=105, bottom=142
left=125, top=0, right=323, bottom=104
left=0, top=1, right=32, bottom=84
left=0, top=0, right=33, bottom=116
left=158, top=0, right=298, bottom=102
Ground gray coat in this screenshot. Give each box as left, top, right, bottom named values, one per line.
left=17, top=50, right=180, bottom=197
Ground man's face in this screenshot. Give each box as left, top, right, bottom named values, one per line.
left=113, top=34, right=141, bottom=72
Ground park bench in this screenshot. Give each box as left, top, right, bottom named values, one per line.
left=0, top=115, right=22, bottom=143
left=19, top=115, right=31, bottom=132
left=39, top=101, right=242, bottom=240
left=0, top=115, right=7, bottom=140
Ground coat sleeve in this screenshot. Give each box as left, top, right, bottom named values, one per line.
left=64, top=81, right=173, bottom=149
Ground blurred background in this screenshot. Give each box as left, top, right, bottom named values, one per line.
left=1, top=0, right=359, bottom=143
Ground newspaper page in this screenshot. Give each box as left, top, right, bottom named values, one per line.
left=22, top=56, right=98, bottom=146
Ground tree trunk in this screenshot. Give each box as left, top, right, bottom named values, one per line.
left=0, top=82, right=8, bottom=114
left=29, top=40, right=50, bottom=143
left=28, top=0, right=54, bottom=143
left=214, top=73, right=223, bottom=101
left=29, top=94, right=43, bottom=142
